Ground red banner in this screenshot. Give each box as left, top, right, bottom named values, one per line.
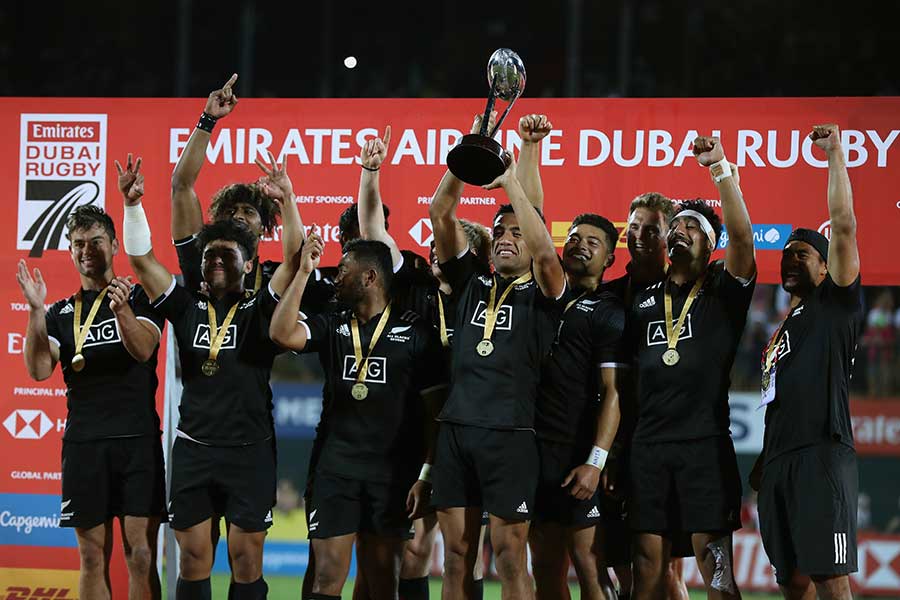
left=0, top=97, right=898, bottom=588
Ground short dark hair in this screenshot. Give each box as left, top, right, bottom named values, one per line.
left=459, top=218, right=492, bottom=274
left=673, top=200, right=723, bottom=246
left=66, top=205, right=116, bottom=241
left=493, top=203, right=545, bottom=225
left=339, top=203, right=391, bottom=238
left=343, top=239, right=394, bottom=290
left=196, top=220, right=258, bottom=263
left=209, top=183, right=280, bottom=236
left=570, top=213, right=619, bottom=253
left=629, top=192, right=675, bottom=225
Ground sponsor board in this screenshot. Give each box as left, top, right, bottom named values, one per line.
left=0, top=494, right=76, bottom=548
left=0, top=569, right=79, bottom=600
left=718, top=224, right=794, bottom=250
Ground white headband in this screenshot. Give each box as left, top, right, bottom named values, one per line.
left=672, top=209, right=717, bottom=250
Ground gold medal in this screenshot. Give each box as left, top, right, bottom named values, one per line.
left=761, top=369, right=771, bottom=390
left=71, top=353, right=86, bottom=372
left=476, top=340, right=494, bottom=357
left=661, top=348, right=680, bottom=366
left=201, top=359, right=219, bottom=377
left=351, top=382, right=369, bottom=400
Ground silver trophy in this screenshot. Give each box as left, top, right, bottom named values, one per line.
left=447, top=49, right=527, bottom=185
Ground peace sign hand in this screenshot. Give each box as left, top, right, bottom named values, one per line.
left=255, top=151, right=294, bottom=206
left=114, top=153, right=145, bottom=206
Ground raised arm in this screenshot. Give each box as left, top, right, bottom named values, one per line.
left=812, top=124, right=859, bottom=285
left=16, top=260, right=57, bottom=380
left=117, top=155, right=175, bottom=300
left=269, top=234, right=324, bottom=351
left=358, top=126, right=403, bottom=267
left=694, top=136, right=756, bottom=280
left=256, top=151, right=305, bottom=295
left=484, top=154, right=566, bottom=298
left=107, top=276, right=159, bottom=362
left=171, top=74, right=239, bottom=240
left=516, top=114, right=552, bottom=211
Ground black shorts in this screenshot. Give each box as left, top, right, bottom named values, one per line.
left=599, top=494, right=631, bottom=566
left=432, top=423, right=538, bottom=521
left=168, top=437, right=275, bottom=532
left=60, top=435, right=167, bottom=529
left=758, top=443, right=858, bottom=585
left=628, top=436, right=742, bottom=534
left=533, top=440, right=603, bottom=527
left=307, top=472, right=414, bottom=540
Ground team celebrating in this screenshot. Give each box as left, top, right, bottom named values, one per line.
left=18, top=75, right=861, bottom=600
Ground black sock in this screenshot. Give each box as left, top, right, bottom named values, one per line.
left=304, top=594, right=341, bottom=600
left=471, top=578, right=484, bottom=600
left=176, top=577, right=211, bottom=600
left=398, top=576, right=429, bottom=600
left=231, top=577, right=269, bottom=599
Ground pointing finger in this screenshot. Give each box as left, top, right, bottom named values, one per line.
left=224, top=73, right=238, bottom=90
left=383, top=125, right=391, bottom=149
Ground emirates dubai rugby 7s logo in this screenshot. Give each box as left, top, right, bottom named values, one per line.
left=18, top=114, right=107, bottom=257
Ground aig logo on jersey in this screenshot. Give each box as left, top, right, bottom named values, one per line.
left=81, top=318, right=121, bottom=348
left=646, top=315, right=693, bottom=346
left=193, top=325, right=238, bottom=350
left=470, top=301, right=513, bottom=330
left=342, top=356, right=387, bottom=384
left=17, top=114, right=108, bottom=257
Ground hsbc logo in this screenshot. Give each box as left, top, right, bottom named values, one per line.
left=3, top=409, right=54, bottom=439
left=408, top=218, right=434, bottom=247
left=818, top=220, right=831, bottom=240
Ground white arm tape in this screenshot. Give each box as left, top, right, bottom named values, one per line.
left=710, top=158, right=733, bottom=183
left=418, top=463, right=432, bottom=482
left=585, top=446, right=608, bottom=471
left=123, top=203, right=153, bottom=256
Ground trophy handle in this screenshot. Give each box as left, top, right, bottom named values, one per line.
left=480, top=77, right=521, bottom=139
left=488, top=97, right=518, bottom=139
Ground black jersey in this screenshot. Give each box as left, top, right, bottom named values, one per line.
left=45, top=285, right=164, bottom=441
left=627, top=260, right=755, bottom=443
left=300, top=307, right=448, bottom=483
left=535, top=287, right=626, bottom=447
left=438, top=251, right=564, bottom=430
left=152, top=279, right=282, bottom=446
left=762, top=275, right=863, bottom=464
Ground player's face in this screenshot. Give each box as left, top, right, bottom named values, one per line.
left=69, top=224, right=117, bottom=279
left=563, top=224, right=611, bottom=277
left=491, top=213, right=532, bottom=276
left=218, top=202, right=263, bottom=237
left=667, top=216, right=710, bottom=263
left=781, top=241, right=827, bottom=295
left=334, top=253, right=367, bottom=304
left=627, top=207, right=667, bottom=263
left=429, top=241, right=443, bottom=279
left=201, top=240, right=251, bottom=291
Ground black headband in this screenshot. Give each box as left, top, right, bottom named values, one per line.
left=785, top=228, right=829, bottom=262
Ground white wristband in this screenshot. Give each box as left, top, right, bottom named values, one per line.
left=710, top=158, right=732, bottom=183
left=123, top=203, right=153, bottom=256
left=585, top=446, right=608, bottom=471
left=418, top=463, right=432, bottom=482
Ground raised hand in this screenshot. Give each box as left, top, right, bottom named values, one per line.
left=298, top=232, right=324, bottom=275
left=360, top=126, right=391, bottom=170
left=518, top=113, right=552, bottom=143
left=204, top=73, right=239, bottom=119
left=810, top=124, right=841, bottom=154
left=16, top=259, right=46, bottom=311
left=107, top=276, right=134, bottom=315
left=693, top=135, right=726, bottom=167
left=482, top=151, right=517, bottom=190
left=255, top=151, right=294, bottom=204
left=471, top=110, right=498, bottom=135
left=115, top=153, right=144, bottom=205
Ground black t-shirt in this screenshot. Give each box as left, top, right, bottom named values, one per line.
left=152, top=279, right=283, bottom=446
left=535, top=287, right=626, bottom=447
left=45, top=285, right=164, bottom=441
left=438, top=251, right=564, bottom=430
left=300, top=307, right=448, bottom=483
left=627, top=260, right=755, bottom=443
left=763, top=275, right=863, bottom=464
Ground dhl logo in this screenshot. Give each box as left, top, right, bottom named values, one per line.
left=551, top=221, right=628, bottom=249
left=3, top=588, right=74, bottom=600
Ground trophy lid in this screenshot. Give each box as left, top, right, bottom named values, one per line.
left=487, top=48, right=526, bottom=101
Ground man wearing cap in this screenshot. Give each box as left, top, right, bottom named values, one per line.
left=751, top=124, right=861, bottom=600
left=628, top=136, right=756, bottom=600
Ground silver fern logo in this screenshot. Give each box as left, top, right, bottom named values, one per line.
left=18, top=114, right=107, bottom=257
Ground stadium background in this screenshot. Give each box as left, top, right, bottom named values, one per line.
left=2, top=2, right=899, bottom=598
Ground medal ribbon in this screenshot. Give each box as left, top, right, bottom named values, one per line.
left=206, top=299, right=241, bottom=365
left=73, top=288, right=110, bottom=356
left=253, top=265, right=262, bottom=292
left=437, top=294, right=449, bottom=348
left=663, top=274, right=705, bottom=354
left=762, top=311, right=792, bottom=377
left=350, top=303, right=393, bottom=387
left=481, top=272, right=532, bottom=344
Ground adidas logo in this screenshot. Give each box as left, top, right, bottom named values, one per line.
left=792, top=305, right=805, bottom=317
left=639, top=296, right=656, bottom=309
left=587, top=506, right=600, bottom=519
left=59, top=304, right=73, bottom=315
left=264, top=510, right=273, bottom=523
left=516, top=501, right=528, bottom=514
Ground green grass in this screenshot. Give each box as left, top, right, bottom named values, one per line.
left=181, top=575, right=781, bottom=598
